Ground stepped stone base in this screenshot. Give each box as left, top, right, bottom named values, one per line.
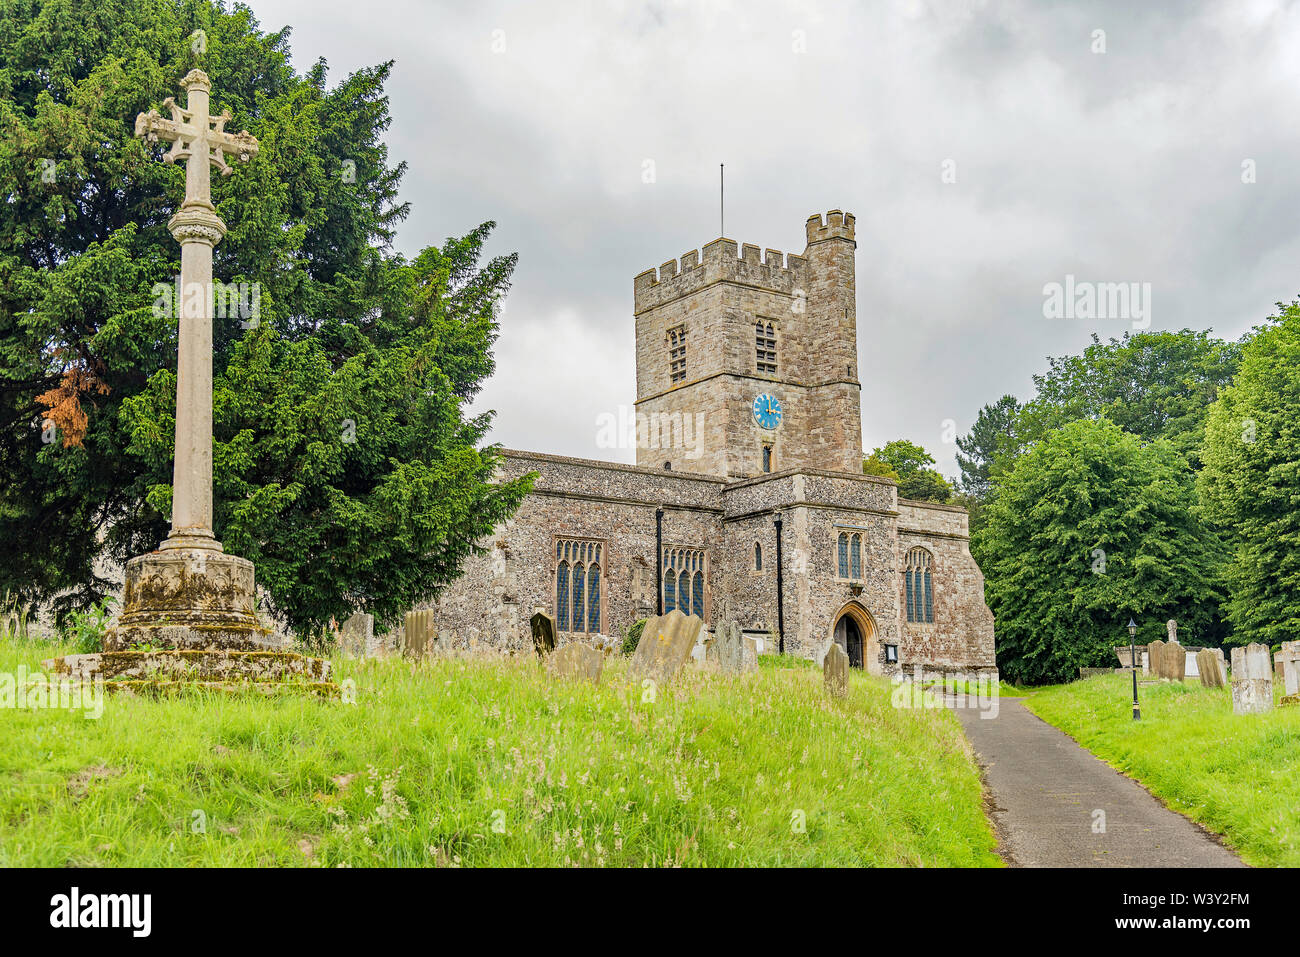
left=72, top=545, right=334, bottom=697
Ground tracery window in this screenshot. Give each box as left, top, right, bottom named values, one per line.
left=669, top=326, right=687, bottom=383
left=662, top=546, right=707, bottom=618
left=756, top=321, right=777, bottom=374
left=555, top=539, right=604, bottom=633
left=905, top=547, right=934, bottom=624
left=837, top=531, right=863, bottom=581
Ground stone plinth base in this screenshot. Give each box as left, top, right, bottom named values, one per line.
left=105, top=548, right=268, bottom=651
left=41, top=650, right=337, bottom=698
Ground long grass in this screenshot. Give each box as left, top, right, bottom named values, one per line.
left=1024, top=674, right=1300, bottom=867
left=0, top=638, right=998, bottom=867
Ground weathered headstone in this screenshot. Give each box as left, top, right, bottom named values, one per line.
left=1231, top=643, right=1273, bottom=715
left=404, top=609, right=435, bottom=657
left=530, top=610, right=557, bottom=657
left=1149, top=638, right=1186, bottom=681
left=1114, top=644, right=1147, bottom=669
left=338, top=612, right=374, bottom=658
left=824, top=642, right=849, bottom=698
left=1277, top=641, right=1300, bottom=697
left=1196, top=647, right=1227, bottom=689
left=706, top=619, right=756, bottom=675
left=1167, top=619, right=1178, bottom=643
left=548, top=642, right=603, bottom=683
left=628, top=609, right=704, bottom=687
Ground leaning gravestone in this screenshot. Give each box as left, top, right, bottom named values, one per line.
left=824, top=642, right=849, bottom=699
left=1147, top=639, right=1167, bottom=679
left=530, top=611, right=557, bottom=657
left=338, top=612, right=374, bottom=658
left=628, top=609, right=704, bottom=687
left=548, top=642, right=603, bottom=683
left=1196, top=648, right=1227, bottom=689
left=1150, top=638, right=1186, bottom=681
left=707, top=619, right=755, bottom=675
left=1231, top=643, right=1273, bottom=715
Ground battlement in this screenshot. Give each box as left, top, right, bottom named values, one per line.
left=634, top=238, right=808, bottom=315
left=805, top=209, right=855, bottom=245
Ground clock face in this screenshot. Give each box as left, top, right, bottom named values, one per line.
left=752, top=392, right=783, bottom=430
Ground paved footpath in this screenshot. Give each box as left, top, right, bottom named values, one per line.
left=954, top=697, right=1243, bottom=867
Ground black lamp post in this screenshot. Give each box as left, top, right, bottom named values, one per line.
left=1128, top=618, right=1140, bottom=720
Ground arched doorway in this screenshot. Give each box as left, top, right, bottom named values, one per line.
left=829, top=602, right=879, bottom=675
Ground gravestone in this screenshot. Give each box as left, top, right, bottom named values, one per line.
left=338, top=612, right=374, bottom=658
left=824, top=642, right=849, bottom=698
left=1277, top=641, right=1300, bottom=697
left=404, top=609, right=435, bottom=657
left=1184, top=648, right=1203, bottom=679
left=707, top=619, right=755, bottom=675
left=1230, top=643, right=1273, bottom=715
left=1149, top=638, right=1186, bottom=681
left=1167, top=619, right=1177, bottom=643
left=628, top=609, right=704, bottom=687
left=548, top=642, right=603, bottom=683
left=530, top=611, right=557, bottom=657
left=1196, top=648, right=1227, bottom=689
left=1114, top=645, right=1147, bottom=669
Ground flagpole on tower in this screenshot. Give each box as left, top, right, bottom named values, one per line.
left=720, top=163, right=725, bottom=237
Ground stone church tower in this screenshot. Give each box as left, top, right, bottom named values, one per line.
left=420, top=209, right=997, bottom=680
left=633, top=211, right=863, bottom=477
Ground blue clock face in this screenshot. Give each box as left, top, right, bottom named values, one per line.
left=752, top=393, right=783, bottom=430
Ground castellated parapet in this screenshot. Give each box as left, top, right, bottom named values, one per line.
left=634, top=239, right=809, bottom=315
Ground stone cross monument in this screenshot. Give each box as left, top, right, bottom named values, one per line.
left=43, top=70, right=336, bottom=693
left=107, top=71, right=264, bottom=653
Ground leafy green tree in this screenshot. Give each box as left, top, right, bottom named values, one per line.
left=1017, top=330, right=1240, bottom=467
left=863, top=439, right=953, bottom=503
left=955, top=394, right=1022, bottom=501
left=0, top=0, right=529, bottom=631
left=1198, top=303, right=1300, bottom=648
left=974, top=419, right=1226, bottom=685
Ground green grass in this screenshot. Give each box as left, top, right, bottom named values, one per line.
left=0, top=638, right=999, bottom=867
left=1024, top=674, right=1300, bottom=867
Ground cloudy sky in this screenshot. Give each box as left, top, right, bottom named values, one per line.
left=249, top=0, right=1300, bottom=477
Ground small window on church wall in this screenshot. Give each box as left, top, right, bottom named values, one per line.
left=756, top=321, right=777, bottom=374
left=837, top=531, right=863, bottom=581
left=905, top=547, right=934, bottom=623
left=762, top=446, right=772, bottom=472
left=754, top=542, right=762, bottom=571
left=669, top=327, right=687, bottom=383
left=555, top=538, right=604, bottom=634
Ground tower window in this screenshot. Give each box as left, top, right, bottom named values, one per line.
left=762, top=445, right=772, bottom=472
left=754, top=542, right=763, bottom=571
left=555, top=538, right=604, bottom=634
left=756, top=321, right=777, bottom=374
left=905, top=547, right=934, bottom=623
left=669, top=326, right=687, bottom=383
left=662, top=546, right=708, bottom=618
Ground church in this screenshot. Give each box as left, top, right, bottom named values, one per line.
left=423, top=209, right=997, bottom=677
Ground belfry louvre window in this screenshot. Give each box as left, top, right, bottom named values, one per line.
left=669, top=326, right=687, bottom=383
left=905, top=547, right=934, bottom=623
left=837, top=531, right=863, bottom=581
left=555, top=539, right=604, bottom=634
left=662, top=546, right=707, bottom=619
left=756, top=321, right=777, bottom=374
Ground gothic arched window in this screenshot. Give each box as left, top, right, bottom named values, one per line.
left=850, top=533, right=862, bottom=580
left=762, top=445, right=772, bottom=473
left=669, top=326, right=687, bottom=383
left=905, top=547, right=934, bottom=623
left=754, top=542, right=762, bottom=571
left=838, top=532, right=849, bottom=579
left=662, top=546, right=707, bottom=618
left=555, top=538, right=605, bottom=634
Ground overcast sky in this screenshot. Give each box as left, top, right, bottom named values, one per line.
left=247, top=0, right=1300, bottom=478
